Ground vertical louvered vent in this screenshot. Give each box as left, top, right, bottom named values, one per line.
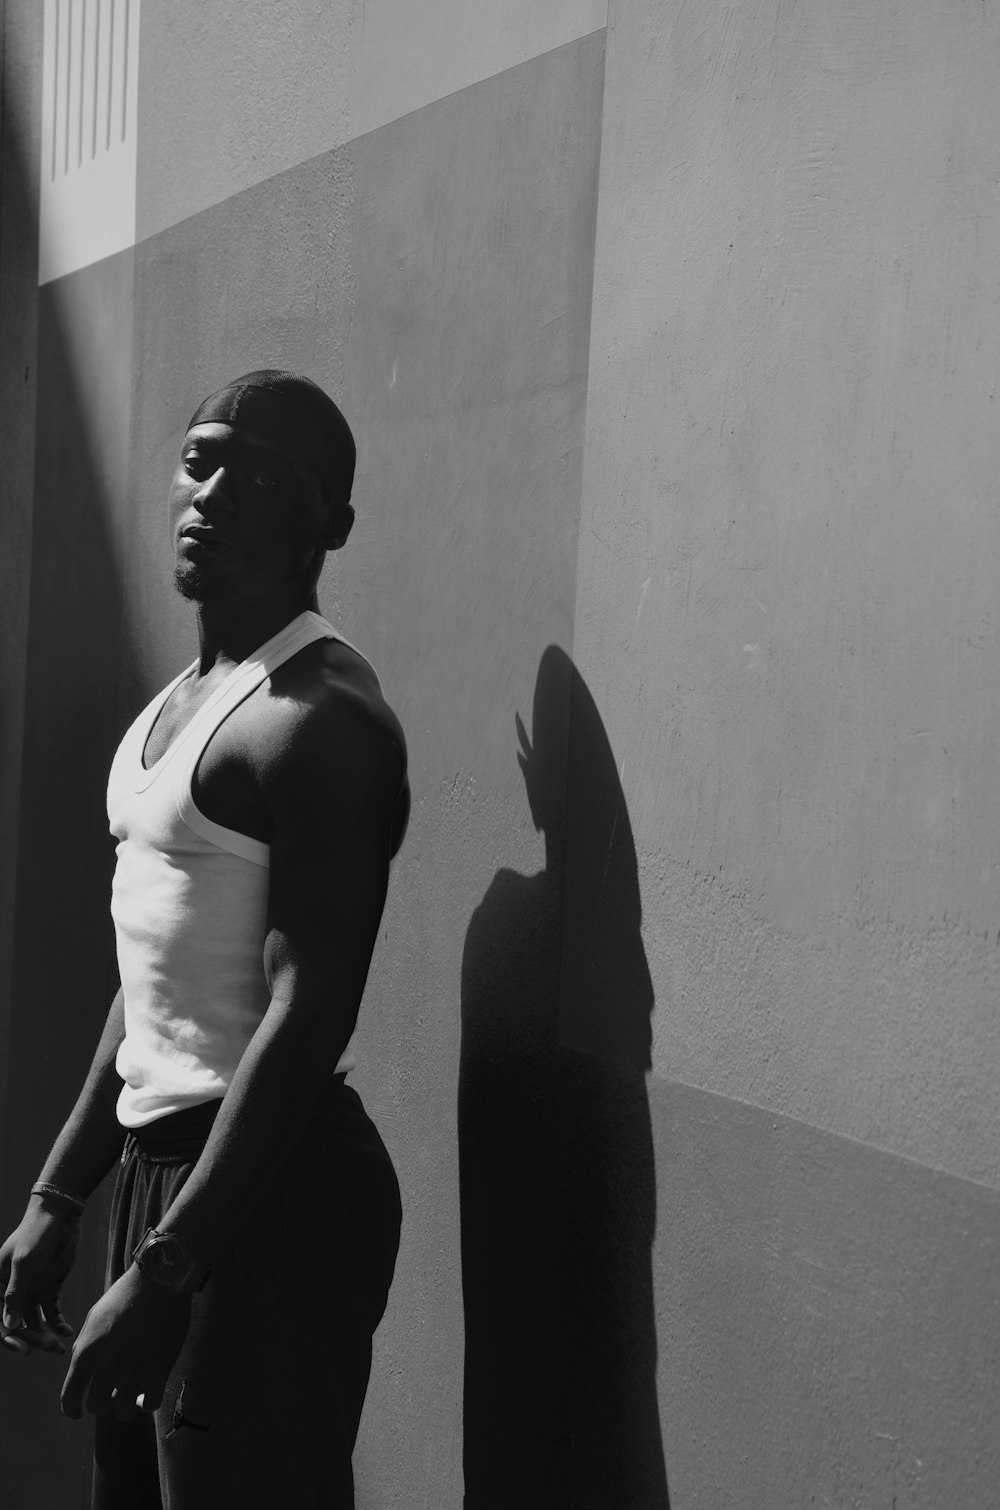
left=40, top=0, right=140, bottom=284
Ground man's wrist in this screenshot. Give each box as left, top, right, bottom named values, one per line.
left=30, top=1181, right=86, bottom=1218
left=132, top=1228, right=212, bottom=1295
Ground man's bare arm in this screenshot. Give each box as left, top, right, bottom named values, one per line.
left=35, top=988, right=129, bottom=1198
left=0, top=989, right=127, bottom=1355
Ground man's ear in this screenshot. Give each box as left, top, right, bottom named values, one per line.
left=321, top=501, right=355, bottom=551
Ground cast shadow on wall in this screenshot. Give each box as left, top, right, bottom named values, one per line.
left=459, top=647, right=670, bottom=1509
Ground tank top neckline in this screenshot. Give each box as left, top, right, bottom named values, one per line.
left=130, top=609, right=354, bottom=795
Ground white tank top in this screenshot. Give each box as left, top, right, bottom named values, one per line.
left=108, top=610, right=373, bottom=1128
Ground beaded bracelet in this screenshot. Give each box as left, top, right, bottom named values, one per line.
left=30, top=1182, right=86, bottom=1215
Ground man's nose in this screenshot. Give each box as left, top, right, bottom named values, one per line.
left=193, top=466, right=236, bottom=513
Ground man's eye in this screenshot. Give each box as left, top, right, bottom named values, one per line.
left=250, top=469, right=279, bottom=489
left=183, top=455, right=210, bottom=479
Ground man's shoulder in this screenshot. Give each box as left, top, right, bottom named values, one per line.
left=257, top=636, right=407, bottom=790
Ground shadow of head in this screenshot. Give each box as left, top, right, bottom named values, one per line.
left=459, top=646, right=669, bottom=1510
left=514, top=643, right=653, bottom=1071
left=513, top=649, right=565, bottom=840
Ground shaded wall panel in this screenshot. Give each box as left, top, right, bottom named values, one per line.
left=0, top=0, right=43, bottom=1208
left=652, top=1078, right=1000, bottom=1508
left=1, top=249, right=135, bottom=1506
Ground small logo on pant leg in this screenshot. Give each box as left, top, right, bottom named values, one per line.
left=165, top=1378, right=211, bottom=1439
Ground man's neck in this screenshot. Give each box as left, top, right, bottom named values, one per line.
left=192, top=588, right=320, bottom=677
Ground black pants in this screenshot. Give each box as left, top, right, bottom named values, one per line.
left=92, top=1078, right=401, bottom=1510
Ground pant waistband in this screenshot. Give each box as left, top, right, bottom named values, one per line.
left=120, top=1074, right=351, bottom=1165
left=123, top=1099, right=223, bottom=1165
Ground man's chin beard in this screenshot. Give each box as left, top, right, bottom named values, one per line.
left=172, top=563, right=239, bottom=603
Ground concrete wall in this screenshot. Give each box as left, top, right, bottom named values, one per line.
left=2, top=1, right=1000, bottom=1506
left=578, top=0, right=1000, bottom=1185
left=573, top=2, right=1000, bottom=1503
left=0, top=0, right=42, bottom=1212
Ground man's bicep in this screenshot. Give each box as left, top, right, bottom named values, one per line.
left=261, top=754, right=397, bottom=1012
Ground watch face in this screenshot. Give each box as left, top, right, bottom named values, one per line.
left=144, top=1237, right=188, bottom=1284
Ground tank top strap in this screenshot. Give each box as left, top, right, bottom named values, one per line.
left=130, top=611, right=341, bottom=796
left=170, top=611, right=380, bottom=867
left=190, top=610, right=380, bottom=746
left=302, top=611, right=382, bottom=689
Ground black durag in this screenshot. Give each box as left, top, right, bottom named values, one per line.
left=187, top=370, right=356, bottom=503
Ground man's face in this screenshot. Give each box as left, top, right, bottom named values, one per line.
left=169, top=422, right=323, bottom=603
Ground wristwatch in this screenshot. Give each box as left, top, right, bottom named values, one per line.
left=132, top=1228, right=211, bottom=1295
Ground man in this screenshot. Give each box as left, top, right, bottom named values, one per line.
left=0, top=371, right=409, bottom=1507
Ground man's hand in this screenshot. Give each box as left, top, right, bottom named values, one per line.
left=0, top=1203, right=80, bottom=1358
left=60, top=1265, right=192, bottom=1421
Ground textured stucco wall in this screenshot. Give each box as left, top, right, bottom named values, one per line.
left=135, top=0, right=606, bottom=240
left=649, top=1082, right=1000, bottom=1508
left=571, top=0, right=1000, bottom=1501
left=576, top=0, right=1000, bottom=1184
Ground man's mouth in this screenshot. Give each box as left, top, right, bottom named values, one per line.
left=179, top=528, right=228, bottom=552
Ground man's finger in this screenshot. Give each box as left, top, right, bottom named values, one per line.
left=19, top=1302, right=65, bottom=1353
left=2, top=1253, right=39, bottom=1333
left=110, top=1383, right=140, bottom=1422
left=0, top=1328, right=30, bottom=1358
left=84, top=1373, right=117, bottom=1417
left=60, top=1346, right=93, bottom=1418
left=138, top=1380, right=165, bottom=1414
left=39, top=1297, right=74, bottom=1339
left=11, top=1324, right=65, bottom=1355
left=0, top=1307, right=64, bottom=1357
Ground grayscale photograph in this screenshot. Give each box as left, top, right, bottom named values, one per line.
left=0, top=2, right=997, bottom=1506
